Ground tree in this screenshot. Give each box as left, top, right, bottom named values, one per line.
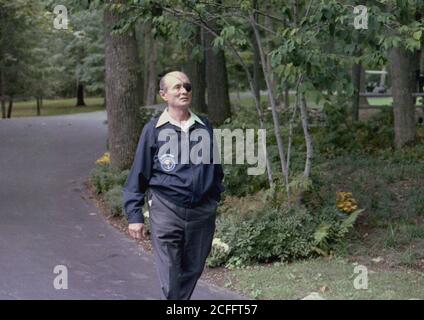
left=104, top=2, right=143, bottom=170
left=204, top=4, right=232, bottom=125
left=386, top=3, right=423, bottom=148
left=0, top=0, right=48, bottom=118
left=143, top=20, right=159, bottom=106
left=184, top=25, right=207, bottom=114
left=391, top=47, right=419, bottom=148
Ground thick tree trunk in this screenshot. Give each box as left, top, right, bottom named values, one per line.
left=76, top=82, right=86, bottom=107
left=134, top=21, right=145, bottom=106
left=104, top=4, right=143, bottom=170
left=144, top=22, right=158, bottom=106
left=185, top=26, right=207, bottom=114
left=204, top=10, right=231, bottom=125
left=390, top=47, right=418, bottom=149
left=143, top=22, right=151, bottom=105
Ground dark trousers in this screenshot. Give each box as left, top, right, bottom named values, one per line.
left=149, top=191, right=217, bottom=300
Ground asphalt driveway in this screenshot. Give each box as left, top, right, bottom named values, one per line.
left=0, top=111, right=244, bottom=300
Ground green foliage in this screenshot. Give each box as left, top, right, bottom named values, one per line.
left=312, top=207, right=364, bottom=256
left=90, top=165, right=128, bottom=194
left=208, top=198, right=361, bottom=268
left=316, top=105, right=395, bottom=157
left=139, top=106, right=162, bottom=126
left=104, top=185, right=125, bottom=217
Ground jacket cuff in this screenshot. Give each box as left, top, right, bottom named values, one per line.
left=127, top=212, right=144, bottom=224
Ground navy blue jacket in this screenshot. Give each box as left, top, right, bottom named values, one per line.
left=123, top=115, right=224, bottom=224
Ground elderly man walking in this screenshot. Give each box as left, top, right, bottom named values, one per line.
left=123, top=71, right=224, bottom=300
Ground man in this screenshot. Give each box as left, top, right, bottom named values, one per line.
left=123, top=71, right=224, bottom=300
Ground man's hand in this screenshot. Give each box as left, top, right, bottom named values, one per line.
left=128, top=223, right=145, bottom=240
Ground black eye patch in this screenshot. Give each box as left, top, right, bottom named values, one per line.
left=183, top=83, right=192, bottom=92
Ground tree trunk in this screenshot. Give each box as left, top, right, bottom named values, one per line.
left=76, top=82, right=86, bottom=107
left=204, top=7, right=231, bottom=125
left=134, top=21, right=145, bottom=106
left=352, top=61, right=361, bottom=122
left=264, top=0, right=282, bottom=110
left=104, top=4, right=143, bottom=170
left=143, top=21, right=151, bottom=105
left=7, top=96, right=13, bottom=118
left=300, top=92, right=313, bottom=178
left=0, top=70, right=5, bottom=119
left=390, top=47, right=418, bottom=149
left=250, top=14, right=289, bottom=194
left=36, top=96, right=41, bottom=116
left=251, top=0, right=261, bottom=105
left=145, top=22, right=158, bottom=106
left=1, top=97, right=5, bottom=119
left=185, top=26, right=207, bottom=114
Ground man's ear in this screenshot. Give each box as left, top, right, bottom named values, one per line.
left=159, top=90, right=167, bottom=101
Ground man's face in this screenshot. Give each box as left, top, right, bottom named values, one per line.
left=159, top=74, right=192, bottom=109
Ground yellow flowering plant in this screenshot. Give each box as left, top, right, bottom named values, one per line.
left=336, top=192, right=358, bottom=214
left=95, top=152, right=110, bottom=166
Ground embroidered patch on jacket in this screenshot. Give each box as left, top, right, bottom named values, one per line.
left=159, top=153, right=176, bottom=172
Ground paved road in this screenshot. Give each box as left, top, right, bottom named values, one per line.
left=0, top=111, right=245, bottom=300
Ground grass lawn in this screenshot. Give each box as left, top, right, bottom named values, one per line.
left=4, top=93, right=408, bottom=119
left=8, top=97, right=105, bottom=118
left=215, top=140, right=424, bottom=299
left=226, top=257, right=424, bottom=300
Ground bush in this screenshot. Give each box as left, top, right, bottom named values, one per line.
left=104, top=185, right=125, bottom=217
left=316, top=104, right=394, bottom=157
left=90, top=166, right=129, bottom=194
left=207, top=193, right=361, bottom=268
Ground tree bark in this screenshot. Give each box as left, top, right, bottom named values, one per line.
left=104, top=4, right=143, bottom=170
left=144, top=22, right=158, bottom=106
left=185, top=26, right=207, bottom=114
left=134, top=21, right=145, bottom=105
left=76, top=82, right=86, bottom=107
left=390, top=47, right=418, bottom=148
left=204, top=6, right=231, bottom=125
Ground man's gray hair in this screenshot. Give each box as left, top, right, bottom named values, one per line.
left=159, top=71, right=189, bottom=92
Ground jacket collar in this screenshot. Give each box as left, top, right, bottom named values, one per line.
left=155, top=107, right=205, bottom=129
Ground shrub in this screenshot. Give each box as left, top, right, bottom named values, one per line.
left=104, top=185, right=125, bottom=218
left=90, top=166, right=129, bottom=194
left=316, top=104, right=394, bottom=157
left=207, top=194, right=361, bottom=268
